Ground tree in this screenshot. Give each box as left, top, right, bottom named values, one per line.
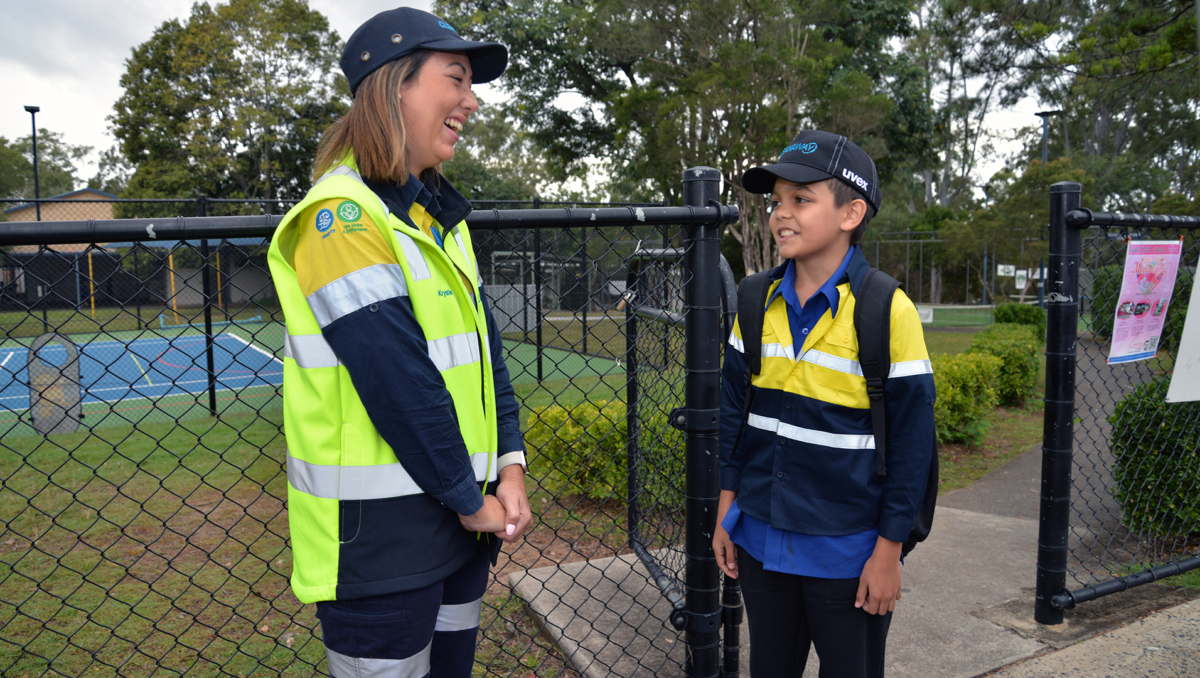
left=942, top=157, right=1090, bottom=302
left=111, top=0, right=347, bottom=205
left=437, top=0, right=915, bottom=276
left=995, top=0, right=1199, bottom=211
left=0, top=131, right=91, bottom=200
left=441, top=99, right=554, bottom=201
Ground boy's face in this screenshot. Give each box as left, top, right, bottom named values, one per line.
left=768, top=178, right=864, bottom=263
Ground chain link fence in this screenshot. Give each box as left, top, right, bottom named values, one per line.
left=1036, top=183, right=1200, bottom=623
left=0, top=185, right=739, bottom=676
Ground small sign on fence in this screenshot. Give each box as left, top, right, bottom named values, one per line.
left=915, top=306, right=934, bottom=324
left=1166, top=269, right=1200, bottom=402
left=1108, top=240, right=1182, bottom=364
left=997, top=264, right=1016, bottom=277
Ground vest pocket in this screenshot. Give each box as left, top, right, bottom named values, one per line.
left=340, top=424, right=363, bottom=542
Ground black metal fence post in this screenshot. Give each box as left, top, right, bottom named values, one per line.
left=533, top=196, right=544, bottom=383
left=1036, top=181, right=1082, bottom=625
left=198, top=195, right=218, bottom=415
left=681, top=167, right=723, bottom=677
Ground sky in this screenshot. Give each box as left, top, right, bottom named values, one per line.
left=0, top=0, right=435, bottom=182
left=0, top=0, right=1040, bottom=193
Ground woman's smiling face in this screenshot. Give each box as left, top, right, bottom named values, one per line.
left=399, top=51, right=478, bottom=176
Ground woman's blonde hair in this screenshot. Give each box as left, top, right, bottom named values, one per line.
left=313, top=49, right=435, bottom=184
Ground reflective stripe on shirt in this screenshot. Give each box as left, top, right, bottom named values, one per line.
left=307, top=264, right=407, bottom=328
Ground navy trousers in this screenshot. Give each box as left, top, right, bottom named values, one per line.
left=736, top=545, right=892, bottom=677
left=316, top=548, right=490, bottom=678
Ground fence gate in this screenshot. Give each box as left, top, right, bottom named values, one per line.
left=1036, top=181, right=1200, bottom=624
left=0, top=169, right=741, bottom=676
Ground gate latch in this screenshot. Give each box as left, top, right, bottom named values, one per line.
left=670, top=608, right=721, bottom=633
left=668, top=407, right=720, bottom=433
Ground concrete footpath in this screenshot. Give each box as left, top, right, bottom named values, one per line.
left=509, top=445, right=1200, bottom=677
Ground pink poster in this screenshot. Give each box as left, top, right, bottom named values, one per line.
left=1108, top=240, right=1183, bottom=364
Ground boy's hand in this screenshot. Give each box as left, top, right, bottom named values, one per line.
left=856, top=536, right=902, bottom=615
left=713, top=490, right=738, bottom=579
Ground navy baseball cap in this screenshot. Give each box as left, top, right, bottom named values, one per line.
left=341, top=8, right=508, bottom=95
left=742, top=131, right=881, bottom=212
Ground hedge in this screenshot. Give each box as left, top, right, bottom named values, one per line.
left=1090, top=264, right=1193, bottom=351
left=524, top=399, right=684, bottom=505
left=932, top=353, right=1002, bottom=446
left=967, top=323, right=1041, bottom=406
left=1109, top=377, right=1200, bottom=538
left=993, top=303, right=1046, bottom=339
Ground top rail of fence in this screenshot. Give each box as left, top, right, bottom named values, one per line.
left=0, top=205, right=739, bottom=247
left=1066, top=208, right=1200, bottom=229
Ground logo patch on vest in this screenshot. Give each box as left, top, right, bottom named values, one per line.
left=438, top=289, right=454, bottom=298
left=337, top=200, right=362, bottom=222
left=315, top=209, right=335, bottom=236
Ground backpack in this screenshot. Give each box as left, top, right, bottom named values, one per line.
left=731, top=265, right=937, bottom=556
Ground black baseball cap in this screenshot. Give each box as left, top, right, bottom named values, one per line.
left=341, top=8, right=508, bottom=95
left=742, top=131, right=881, bottom=212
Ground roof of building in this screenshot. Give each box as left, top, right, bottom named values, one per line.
left=3, top=187, right=120, bottom=214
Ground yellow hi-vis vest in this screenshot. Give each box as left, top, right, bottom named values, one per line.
left=267, top=159, right=498, bottom=604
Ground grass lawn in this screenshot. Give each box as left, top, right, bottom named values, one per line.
left=0, top=306, right=1103, bottom=676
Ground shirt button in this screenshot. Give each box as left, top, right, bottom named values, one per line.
left=843, top=334, right=851, bottom=343
left=802, top=328, right=809, bottom=335
left=776, top=472, right=784, bottom=478
left=785, top=404, right=792, bottom=410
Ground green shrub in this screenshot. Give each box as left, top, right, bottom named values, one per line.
left=1090, top=264, right=1193, bottom=351
left=967, top=323, right=1041, bottom=406
left=1109, top=377, right=1200, bottom=538
left=932, top=353, right=1002, bottom=446
left=525, top=400, right=629, bottom=501
left=993, top=303, right=1046, bottom=339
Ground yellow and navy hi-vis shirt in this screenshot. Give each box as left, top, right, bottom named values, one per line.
left=718, top=247, right=937, bottom=544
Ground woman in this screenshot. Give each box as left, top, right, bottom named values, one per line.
left=266, top=8, right=531, bottom=677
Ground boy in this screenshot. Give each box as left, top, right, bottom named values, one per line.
left=713, top=130, right=936, bottom=677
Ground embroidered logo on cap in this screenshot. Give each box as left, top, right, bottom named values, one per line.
left=781, top=142, right=819, bottom=156
left=438, top=20, right=458, bottom=34
left=842, top=168, right=869, bottom=192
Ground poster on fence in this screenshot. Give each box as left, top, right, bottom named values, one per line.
left=1166, top=268, right=1200, bottom=402
left=1108, top=240, right=1182, bottom=364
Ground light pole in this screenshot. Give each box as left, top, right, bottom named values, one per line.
left=1034, top=111, right=1061, bottom=309
left=24, top=105, right=41, bottom=221
left=1034, top=110, right=1063, bottom=166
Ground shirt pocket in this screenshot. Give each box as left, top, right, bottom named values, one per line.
left=811, top=324, right=863, bottom=394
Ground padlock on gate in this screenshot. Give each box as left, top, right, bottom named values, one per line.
left=28, top=333, right=82, bottom=436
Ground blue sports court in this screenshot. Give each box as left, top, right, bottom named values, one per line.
left=0, top=333, right=283, bottom=412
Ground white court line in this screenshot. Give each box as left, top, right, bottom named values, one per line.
left=221, top=332, right=283, bottom=366
left=0, top=372, right=283, bottom=407
left=0, top=382, right=282, bottom=415
left=0, top=352, right=14, bottom=369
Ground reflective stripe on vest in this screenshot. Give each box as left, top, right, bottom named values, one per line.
left=284, top=333, right=340, bottom=368
left=395, top=230, right=432, bottom=280
left=286, top=330, right=480, bottom=375
left=288, top=447, right=497, bottom=501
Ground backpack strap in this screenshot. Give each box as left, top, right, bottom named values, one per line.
left=853, top=268, right=900, bottom=477
left=728, top=270, right=773, bottom=459
left=736, top=270, right=773, bottom=384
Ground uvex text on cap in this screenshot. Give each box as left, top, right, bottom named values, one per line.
left=741, top=131, right=881, bottom=212
left=341, top=7, right=508, bottom=95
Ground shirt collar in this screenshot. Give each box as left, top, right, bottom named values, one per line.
left=767, top=245, right=856, bottom=318
left=362, top=173, right=473, bottom=231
